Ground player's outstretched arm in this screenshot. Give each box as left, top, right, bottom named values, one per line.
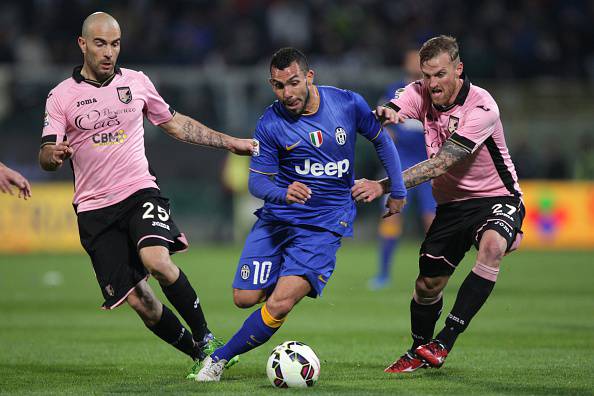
left=39, top=141, right=73, bottom=172
left=0, top=162, right=32, bottom=199
left=353, top=140, right=471, bottom=200
left=159, top=113, right=255, bottom=155
left=401, top=140, right=470, bottom=188
left=379, top=140, right=471, bottom=193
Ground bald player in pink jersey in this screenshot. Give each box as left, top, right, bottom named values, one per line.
left=38, top=12, right=253, bottom=376
left=352, top=35, right=525, bottom=372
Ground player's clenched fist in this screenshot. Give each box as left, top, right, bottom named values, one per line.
left=351, top=178, right=384, bottom=203
left=286, top=181, right=312, bottom=205
left=229, top=138, right=258, bottom=156
left=51, top=141, right=74, bottom=166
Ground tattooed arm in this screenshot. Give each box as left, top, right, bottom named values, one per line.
left=379, top=140, right=471, bottom=192
left=352, top=139, right=471, bottom=202
left=159, top=113, right=255, bottom=155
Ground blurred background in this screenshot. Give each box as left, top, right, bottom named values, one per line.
left=0, top=0, right=593, bottom=250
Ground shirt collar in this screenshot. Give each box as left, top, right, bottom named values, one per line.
left=72, top=65, right=122, bottom=87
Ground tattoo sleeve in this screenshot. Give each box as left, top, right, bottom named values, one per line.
left=164, top=113, right=230, bottom=149
left=380, top=140, right=471, bottom=192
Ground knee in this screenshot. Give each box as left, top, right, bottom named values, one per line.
left=143, top=255, right=178, bottom=284
left=415, top=276, right=447, bottom=299
left=265, top=296, right=295, bottom=319
left=233, top=289, right=265, bottom=309
left=478, top=239, right=505, bottom=266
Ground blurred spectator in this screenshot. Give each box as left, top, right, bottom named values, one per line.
left=221, top=152, right=261, bottom=242
left=513, top=139, right=540, bottom=179
left=14, top=30, right=50, bottom=67
left=573, top=132, right=594, bottom=180
left=266, top=0, right=311, bottom=50
left=0, top=0, right=590, bottom=79
left=543, top=139, right=570, bottom=180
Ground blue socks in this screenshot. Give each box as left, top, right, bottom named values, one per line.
left=379, top=236, right=399, bottom=279
left=212, top=304, right=285, bottom=362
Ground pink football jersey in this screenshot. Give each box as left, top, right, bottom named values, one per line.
left=390, top=76, right=522, bottom=204
left=41, top=67, right=174, bottom=212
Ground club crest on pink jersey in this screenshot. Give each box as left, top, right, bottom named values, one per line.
left=117, top=86, right=132, bottom=104
left=448, top=116, right=459, bottom=133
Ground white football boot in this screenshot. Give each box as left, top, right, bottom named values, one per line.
left=195, top=356, right=228, bottom=382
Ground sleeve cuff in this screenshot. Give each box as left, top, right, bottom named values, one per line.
left=449, top=132, right=475, bottom=153
left=249, top=167, right=277, bottom=176
left=390, top=192, right=407, bottom=199
left=40, top=134, right=57, bottom=147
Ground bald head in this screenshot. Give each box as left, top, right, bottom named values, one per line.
left=81, top=12, right=120, bottom=39
left=78, top=12, right=121, bottom=82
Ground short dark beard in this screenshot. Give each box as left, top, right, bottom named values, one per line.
left=81, top=60, right=114, bottom=83
left=94, top=67, right=114, bottom=83
left=302, top=84, right=310, bottom=113
left=290, top=84, right=310, bottom=116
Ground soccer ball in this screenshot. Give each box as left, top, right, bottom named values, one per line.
left=266, top=341, right=320, bottom=388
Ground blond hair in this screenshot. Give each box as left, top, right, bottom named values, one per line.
left=419, top=35, right=460, bottom=65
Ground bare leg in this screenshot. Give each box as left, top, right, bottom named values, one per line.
left=140, top=246, right=209, bottom=342
left=127, top=279, right=199, bottom=359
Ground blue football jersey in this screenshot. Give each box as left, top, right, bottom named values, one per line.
left=384, top=81, right=427, bottom=168
left=250, top=85, right=386, bottom=236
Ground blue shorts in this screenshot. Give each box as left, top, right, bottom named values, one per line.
left=233, top=220, right=342, bottom=298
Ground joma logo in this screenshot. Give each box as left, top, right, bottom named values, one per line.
left=76, top=98, right=98, bottom=107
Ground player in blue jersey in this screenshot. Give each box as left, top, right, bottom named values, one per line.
left=195, top=47, right=407, bottom=382
left=369, top=49, right=436, bottom=290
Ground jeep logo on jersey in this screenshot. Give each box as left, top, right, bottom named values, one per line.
left=117, top=86, right=132, bottom=104
left=295, top=158, right=350, bottom=177
left=335, top=127, right=347, bottom=145
left=309, top=130, right=323, bottom=147
left=448, top=116, right=459, bottom=133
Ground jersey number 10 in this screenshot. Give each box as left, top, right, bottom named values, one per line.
left=252, top=260, right=272, bottom=285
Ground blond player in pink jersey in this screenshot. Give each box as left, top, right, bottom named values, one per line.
left=352, top=35, right=525, bottom=372
left=38, top=12, right=254, bottom=377
left=0, top=162, right=31, bottom=199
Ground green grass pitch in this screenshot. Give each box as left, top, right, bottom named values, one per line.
left=1, top=242, right=593, bottom=395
